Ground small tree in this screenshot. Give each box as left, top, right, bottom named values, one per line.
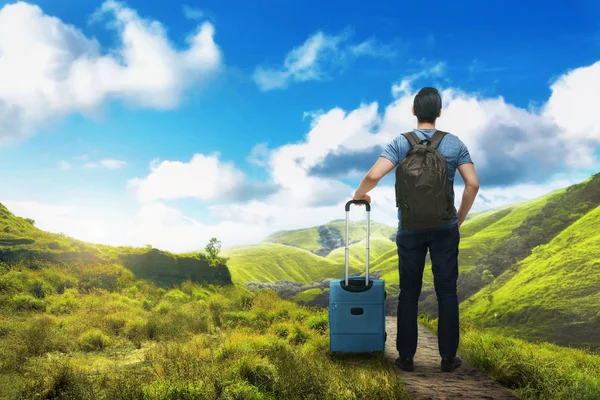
left=204, top=237, right=222, bottom=266
left=25, top=218, right=35, bottom=226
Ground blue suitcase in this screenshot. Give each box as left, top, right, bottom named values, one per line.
left=329, top=200, right=386, bottom=353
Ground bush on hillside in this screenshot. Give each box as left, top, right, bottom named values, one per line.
left=79, top=329, right=111, bottom=351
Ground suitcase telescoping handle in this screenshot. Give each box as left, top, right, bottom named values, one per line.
left=344, top=199, right=370, bottom=287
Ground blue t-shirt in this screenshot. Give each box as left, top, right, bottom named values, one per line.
left=380, top=128, right=474, bottom=235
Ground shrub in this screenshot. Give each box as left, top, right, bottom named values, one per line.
left=10, top=293, right=46, bottom=312
left=125, top=319, right=148, bottom=349
left=223, top=311, right=254, bottom=329
left=78, top=263, right=133, bottom=292
left=21, top=315, right=70, bottom=356
left=104, top=313, right=128, bottom=335
left=306, top=314, right=328, bottom=334
left=227, top=355, right=279, bottom=393
left=78, top=329, right=111, bottom=351
left=142, top=298, right=156, bottom=311
left=163, top=289, right=190, bottom=303
left=269, top=322, right=291, bottom=339
left=48, top=295, right=79, bottom=315
left=288, top=326, right=310, bottom=346
left=30, top=279, right=53, bottom=298
left=40, top=269, right=78, bottom=294
left=16, top=356, right=95, bottom=400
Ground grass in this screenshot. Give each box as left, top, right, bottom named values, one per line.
left=222, top=243, right=363, bottom=286
left=0, top=267, right=410, bottom=400
left=292, top=288, right=323, bottom=302
left=419, top=314, right=600, bottom=400
left=460, top=204, right=600, bottom=348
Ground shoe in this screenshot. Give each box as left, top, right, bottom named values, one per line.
left=395, top=356, right=414, bottom=371
left=441, top=356, right=462, bottom=372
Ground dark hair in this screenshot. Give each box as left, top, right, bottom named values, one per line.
left=413, top=87, right=442, bottom=123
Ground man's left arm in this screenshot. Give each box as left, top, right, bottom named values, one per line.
left=352, top=156, right=396, bottom=202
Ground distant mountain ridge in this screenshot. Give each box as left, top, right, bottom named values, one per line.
left=262, top=219, right=396, bottom=256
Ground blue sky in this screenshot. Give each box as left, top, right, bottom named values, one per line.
left=0, top=0, right=599, bottom=251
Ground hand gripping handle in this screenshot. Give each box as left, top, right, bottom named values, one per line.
left=344, top=200, right=371, bottom=286
left=344, top=199, right=371, bottom=211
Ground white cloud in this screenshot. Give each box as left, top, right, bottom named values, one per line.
left=247, top=143, right=270, bottom=167
left=0, top=0, right=221, bottom=145
left=81, top=159, right=126, bottom=169
left=58, top=160, right=71, bottom=170
left=253, top=30, right=394, bottom=91
left=128, top=153, right=244, bottom=203
left=182, top=4, right=204, bottom=20
left=191, top=60, right=600, bottom=243
left=100, top=159, right=127, bottom=169
left=542, top=60, right=600, bottom=167
left=127, top=153, right=277, bottom=204
left=391, top=62, right=445, bottom=98
left=3, top=53, right=600, bottom=251
left=3, top=170, right=589, bottom=253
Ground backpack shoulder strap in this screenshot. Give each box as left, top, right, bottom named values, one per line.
left=402, top=131, right=421, bottom=147
left=430, top=130, right=448, bottom=149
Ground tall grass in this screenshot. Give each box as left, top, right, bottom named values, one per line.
left=0, top=268, right=409, bottom=400
left=419, top=314, right=600, bottom=400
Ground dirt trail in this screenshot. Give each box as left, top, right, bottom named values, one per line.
left=385, top=316, right=521, bottom=400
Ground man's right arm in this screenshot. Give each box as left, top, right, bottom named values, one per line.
left=457, top=162, right=479, bottom=227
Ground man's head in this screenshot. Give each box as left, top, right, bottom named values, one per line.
left=412, top=87, right=442, bottom=124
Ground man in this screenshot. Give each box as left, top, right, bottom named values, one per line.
left=352, top=87, right=479, bottom=373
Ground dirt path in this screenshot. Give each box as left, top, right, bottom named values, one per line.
left=385, top=316, right=521, bottom=400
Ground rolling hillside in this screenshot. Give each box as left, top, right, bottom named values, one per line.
left=460, top=204, right=600, bottom=349
left=0, top=203, right=232, bottom=287
left=221, top=173, right=600, bottom=340
left=262, top=219, right=395, bottom=256
left=221, top=243, right=361, bottom=285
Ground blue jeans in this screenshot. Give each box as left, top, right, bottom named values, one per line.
left=395, top=224, right=460, bottom=359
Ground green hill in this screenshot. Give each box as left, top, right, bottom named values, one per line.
left=262, top=219, right=395, bottom=256
left=460, top=204, right=600, bottom=348
left=226, top=173, right=600, bottom=334
left=0, top=203, right=232, bottom=287
left=221, top=243, right=362, bottom=285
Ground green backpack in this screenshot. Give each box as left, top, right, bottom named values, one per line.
left=395, top=130, right=454, bottom=230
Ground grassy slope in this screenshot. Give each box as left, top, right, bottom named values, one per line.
left=419, top=314, right=600, bottom=400
left=0, top=279, right=410, bottom=399
left=0, top=203, right=133, bottom=258
left=221, top=243, right=363, bottom=285
left=224, top=187, right=565, bottom=289
left=369, top=192, right=560, bottom=287
left=0, top=203, right=231, bottom=287
left=223, top=220, right=396, bottom=286
left=460, top=205, right=600, bottom=348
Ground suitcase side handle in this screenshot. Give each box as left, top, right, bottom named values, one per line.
left=344, top=199, right=370, bottom=287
